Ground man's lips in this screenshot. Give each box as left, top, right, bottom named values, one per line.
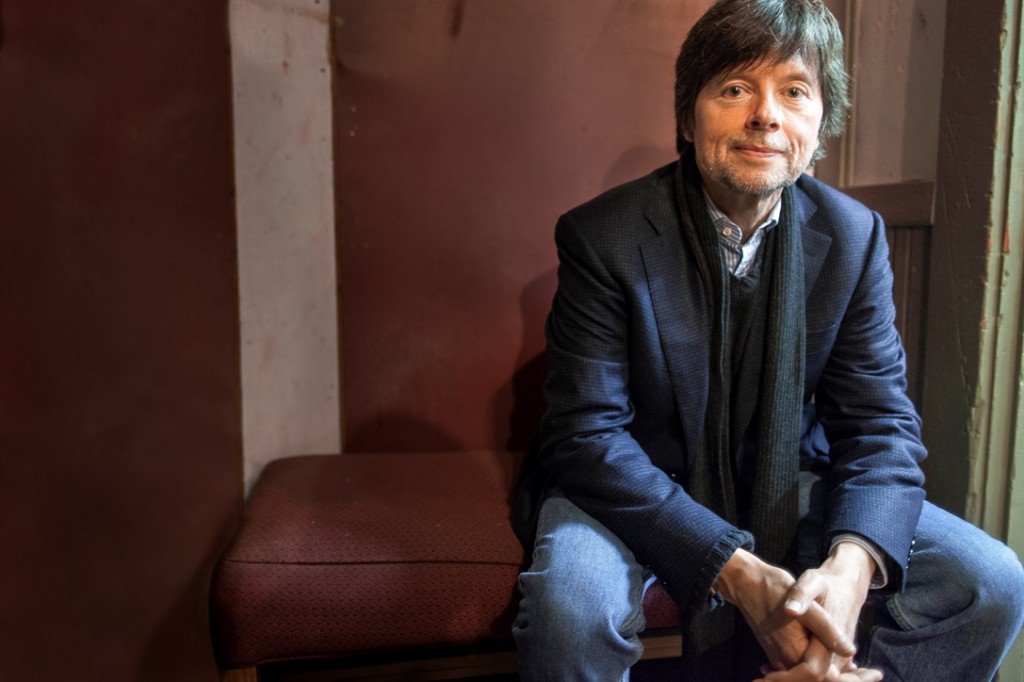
left=733, top=143, right=786, bottom=155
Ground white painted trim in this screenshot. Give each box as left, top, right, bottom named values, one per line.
left=229, top=0, right=340, bottom=491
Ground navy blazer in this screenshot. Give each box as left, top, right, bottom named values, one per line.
left=527, top=161, right=926, bottom=612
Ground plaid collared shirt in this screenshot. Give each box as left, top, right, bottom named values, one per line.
left=704, top=192, right=782, bottom=278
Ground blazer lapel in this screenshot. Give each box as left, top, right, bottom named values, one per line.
left=639, top=176, right=709, bottom=467
left=793, top=182, right=832, bottom=297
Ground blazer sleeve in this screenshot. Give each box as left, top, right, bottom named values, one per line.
left=813, top=209, right=926, bottom=591
left=537, top=211, right=753, bottom=614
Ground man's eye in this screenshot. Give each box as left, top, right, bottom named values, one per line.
left=787, top=87, right=805, bottom=98
left=725, top=86, right=744, bottom=96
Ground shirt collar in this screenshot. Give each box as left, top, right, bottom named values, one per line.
left=702, top=190, right=782, bottom=237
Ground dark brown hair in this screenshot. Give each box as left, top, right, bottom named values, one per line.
left=674, top=0, right=851, bottom=157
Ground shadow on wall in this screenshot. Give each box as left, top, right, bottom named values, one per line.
left=603, top=145, right=679, bottom=192
left=494, top=145, right=677, bottom=456
left=138, top=570, right=221, bottom=682
left=493, top=144, right=678, bottom=461
left=499, top=269, right=557, bottom=454
left=345, top=413, right=465, bottom=454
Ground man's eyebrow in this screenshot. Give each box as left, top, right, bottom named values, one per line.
left=780, top=68, right=819, bottom=83
left=713, top=65, right=820, bottom=85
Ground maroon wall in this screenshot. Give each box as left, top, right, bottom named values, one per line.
left=336, top=0, right=708, bottom=453
left=0, top=2, right=241, bottom=680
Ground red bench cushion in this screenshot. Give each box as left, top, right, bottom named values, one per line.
left=210, top=451, right=680, bottom=668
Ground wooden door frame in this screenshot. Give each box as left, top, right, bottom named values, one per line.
left=921, top=0, right=1024, bottom=675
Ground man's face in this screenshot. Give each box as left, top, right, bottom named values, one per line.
left=685, top=54, right=824, bottom=203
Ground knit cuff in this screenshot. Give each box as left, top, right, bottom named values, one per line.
left=693, top=527, right=755, bottom=613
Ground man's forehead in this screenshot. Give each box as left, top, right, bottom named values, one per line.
left=711, top=52, right=820, bottom=84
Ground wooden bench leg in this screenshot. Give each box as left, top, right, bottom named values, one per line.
left=221, top=667, right=259, bottom=682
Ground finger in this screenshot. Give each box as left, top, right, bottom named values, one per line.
left=762, top=638, right=834, bottom=682
left=783, top=570, right=824, bottom=616
left=838, top=668, right=883, bottom=682
left=823, top=659, right=848, bottom=682
left=770, top=651, right=883, bottom=682
left=793, top=601, right=857, bottom=657
left=829, top=659, right=884, bottom=682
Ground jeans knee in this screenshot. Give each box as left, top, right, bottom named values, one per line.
left=894, top=511, right=1024, bottom=636
left=976, top=541, right=1024, bottom=634
left=513, top=567, right=646, bottom=677
left=515, top=570, right=630, bottom=644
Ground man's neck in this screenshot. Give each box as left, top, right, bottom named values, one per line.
left=702, top=181, right=783, bottom=242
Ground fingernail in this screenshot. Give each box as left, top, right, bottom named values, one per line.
left=784, top=599, right=803, bottom=613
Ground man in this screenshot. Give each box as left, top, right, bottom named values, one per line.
left=511, top=1, right=1024, bottom=680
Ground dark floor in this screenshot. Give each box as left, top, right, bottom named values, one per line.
left=465, top=658, right=685, bottom=681
left=264, top=656, right=685, bottom=682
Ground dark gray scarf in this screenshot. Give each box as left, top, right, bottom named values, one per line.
left=674, top=152, right=805, bottom=676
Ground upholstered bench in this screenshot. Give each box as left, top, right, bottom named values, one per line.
left=210, top=450, right=682, bottom=680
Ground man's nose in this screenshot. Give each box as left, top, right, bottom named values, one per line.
left=747, top=94, right=781, bottom=132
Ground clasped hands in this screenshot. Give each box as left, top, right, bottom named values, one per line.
left=714, top=543, right=883, bottom=682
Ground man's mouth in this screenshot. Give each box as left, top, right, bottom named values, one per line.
left=733, top=142, right=787, bottom=155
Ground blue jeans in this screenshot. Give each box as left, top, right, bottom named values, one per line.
left=512, top=489, right=1024, bottom=681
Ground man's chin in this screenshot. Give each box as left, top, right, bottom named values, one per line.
left=721, top=173, right=797, bottom=197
